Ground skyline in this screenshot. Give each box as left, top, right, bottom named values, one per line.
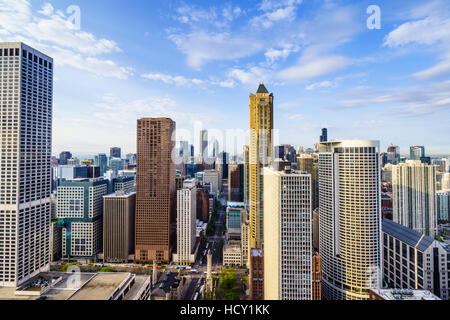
left=0, top=0, right=449, bottom=156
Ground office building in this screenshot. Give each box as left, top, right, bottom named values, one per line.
left=263, top=167, right=312, bottom=300
left=250, top=248, right=264, bottom=300
left=312, top=208, right=320, bottom=252
left=243, top=145, right=250, bottom=206
left=392, top=160, right=438, bottom=237
left=59, top=151, right=72, bottom=165
left=320, top=128, right=328, bottom=143
left=0, top=43, right=53, bottom=287
left=298, top=154, right=318, bottom=209
left=226, top=202, right=245, bottom=231
left=410, top=146, right=425, bottom=160
left=57, top=178, right=108, bottom=260
left=387, top=145, right=400, bottom=165
left=319, top=140, right=382, bottom=300
left=241, top=209, right=249, bottom=267
left=113, top=176, right=135, bottom=193
left=173, top=180, right=197, bottom=265
left=199, top=130, right=208, bottom=161
left=67, top=158, right=79, bottom=166
left=312, top=252, right=322, bottom=300
left=249, top=83, right=274, bottom=252
left=110, top=147, right=121, bottom=159
left=196, top=188, right=209, bottom=223
left=110, top=157, right=123, bottom=174
left=228, top=164, right=243, bottom=202
left=135, top=118, right=176, bottom=263
left=382, top=219, right=449, bottom=300
left=203, top=170, right=220, bottom=195
left=437, top=191, right=449, bottom=222
left=94, top=154, right=108, bottom=176
left=103, top=192, right=136, bottom=263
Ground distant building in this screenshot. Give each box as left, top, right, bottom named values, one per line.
left=203, top=170, right=220, bottom=195
left=382, top=219, right=449, bottom=300
left=94, top=154, right=108, bottom=176
left=223, top=242, right=243, bottom=267
left=110, top=147, right=121, bottom=159
left=437, top=191, right=449, bottom=222
left=113, top=176, right=135, bottom=193
left=59, top=151, right=72, bottom=165
left=410, top=146, right=425, bottom=160
left=103, top=192, right=136, bottom=263
left=312, top=208, right=319, bottom=252
left=393, top=160, right=438, bottom=237
left=196, top=188, right=209, bottom=223
left=387, top=145, right=400, bottom=165
left=243, top=145, right=250, bottom=206
left=320, top=128, right=328, bottom=142
left=228, top=164, right=244, bottom=202
left=241, top=209, right=249, bottom=267
left=110, top=157, right=123, bottom=174
left=199, top=130, right=208, bottom=162
left=57, top=178, right=108, bottom=260
left=312, top=252, right=322, bottom=300
left=226, top=202, right=245, bottom=230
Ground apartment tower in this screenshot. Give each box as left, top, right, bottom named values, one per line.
left=135, top=118, right=175, bottom=263
left=0, top=43, right=53, bottom=287
left=319, top=140, right=382, bottom=300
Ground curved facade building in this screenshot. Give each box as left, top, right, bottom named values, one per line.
left=319, top=140, right=382, bottom=300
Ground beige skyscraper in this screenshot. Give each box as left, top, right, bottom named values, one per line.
left=248, top=83, right=274, bottom=252
left=243, top=145, right=250, bottom=206
left=263, top=167, right=312, bottom=300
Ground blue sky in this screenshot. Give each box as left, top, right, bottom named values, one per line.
left=1, top=0, right=449, bottom=156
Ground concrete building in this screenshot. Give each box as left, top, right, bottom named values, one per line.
left=173, top=181, right=197, bottom=265
left=312, top=252, right=322, bottom=300
left=437, top=190, right=449, bottom=222
left=250, top=248, right=264, bottom=300
left=223, top=242, right=243, bottom=267
left=49, top=221, right=62, bottom=262
left=263, top=167, right=312, bottom=300
left=228, top=164, right=244, bottom=202
left=312, top=208, right=320, bottom=252
left=319, top=140, right=382, bottom=300
left=393, top=160, right=438, bottom=237
left=0, top=43, right=54, bottom=287
left=113, top=176, right=135, bottom=193
left=243, top=145, right=250, bottom=206
left=57, top=178, right=108, bottom=260
left=382, top=219, right=449, bottom=300
left=103, top=192, right=136, bottom=263
left=196, top=188, right=209, bottom=223
left=59, top=151, right=72, bottom=165
left=369, top=288, right=440, bottom=300
left=241, top=209, right=249, bottom=267
left=203, top=170, right=220, bottom=196
left=226, top=202, right=245, bottom=231
left=135, top=118, right=176, bottom=263
left=297, top=154, right=318, bottom=210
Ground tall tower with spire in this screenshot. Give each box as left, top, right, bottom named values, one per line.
left=248, top=83, right=274, bottom=252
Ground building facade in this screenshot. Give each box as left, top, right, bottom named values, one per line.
left=57, top=179, right=108, bottom=260
left=0, top=43, right=53, bottom=287
left=250, top=248, right=264, bottom=300
left=312, top=252, right=322, bottom=300
left=382, top=219, right=449, bottom=300
left=263, top=167, right=312, bottom=300
left=392, top=160, right=438, bottom=237
left=135, top=118, right=176, bottom=263
left=103, top=192, right=136, bottom=263
left=319, top=140, right=382, bottom=300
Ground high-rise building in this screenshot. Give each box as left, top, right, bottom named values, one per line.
left=94, top=153, right=108, bottom=176
left=312, top=252, right=322, bottom=300
left=241, top=210, right=249, bottom=267
left=382, top=219, right=449, bottom=300
left=126, top=153, right=137, bottom=165
left=199, top=130, right=208, bottom=162
left=263, top=167, right=312, bottom=300
left=387, top=145, right=400, bottom=165
left=319, top=140, right=382, bottom=300
left=203, top=170, right=220, bottom=196
left=249, top=83, right=274, bottom=252
left=243, top=145, right=250, bottom=206
left=250, top=248, right=264, bottom=300
left=179, top=140, right=190, bottom=162
left=312, top=208, right=320, bottom=252
left=110, top=157, right=123, bottom=174
left=0, top=43, right=53, bottom=287
left=173, top=180, right=197, bottom=265
left=57, top=178, right=108, bottom=260
left=297, top=154, right=318, bottom=209
left=436, top=191, right=449, bottom=222
left=113, top=176, right=135, bottom=193
left=392, top=160, right=437, bottom=237
left=320, top=128, right=328, bottom=142
left=135, top=118, right=176, bottom=263
left=228, top=164, right=243, bottom=202
left=103, top=191, right=136, bottom=263
left=410, top=146, right=425, bottom=160
left=59, top=151, right=72, bottom=165
left=110, top=147, right=121, bottom=159
left=212, top=139, right=219, bottom=158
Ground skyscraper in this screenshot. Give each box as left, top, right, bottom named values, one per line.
left=248, top=83, right=273, bottom=252
left=135, top=118, right=176, bottom=263
left=410, top=146, right=425, bottom=160
left=94, top=153, right=108, bottom=176
left=110, top=147, right=121, bottom=159
left=0, top=43, right=53, bottom=287
left=320, top=128, right=328, bottom=142
left=243, top=145, right=250, bottom=206
left=199, top=129, right=208, bottom=162
left=387, top=145, right=400, bottom=165
left=392, top=160, right=437, bottom=237
left=319, top=140, right=382, bottom=300
left=59, top=151, right=72, bottom=165
left=263, top=167, right=312, bottom=300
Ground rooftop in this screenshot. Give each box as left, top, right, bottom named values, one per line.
left=370, top=288, right=440, bottom=300
left=382, top=219, right=435, bottom=252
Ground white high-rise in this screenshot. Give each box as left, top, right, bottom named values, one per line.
left=392, top=160, right=437, bottom=237
left=263, top=167, right=312, bottom=300
left=319, top=140, right=382, bottom=300
left=174, top=179, right=197, bottom=265
left=0, top=43, right=53, bottom=287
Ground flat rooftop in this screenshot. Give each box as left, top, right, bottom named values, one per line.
left=69, top=273, right=130, bottom=300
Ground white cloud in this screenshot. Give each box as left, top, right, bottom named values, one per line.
left=227, top=66, right=269, bottom=86
left=38, top=3, right=54, bottom=16
left=413, top=60, right=450, bottom=80
left=278, top=55, right=350, bottom=82
left=142, top=73, right=235, bottom=88
left=169, top=31, right=264, bottom=69
left=265, top=44, right=300, bottom=64
left=283, top=113, right=305, bottom=121
left=306, top=80, right=336, bottom=91
left=251, top=0, right=302, bottom=29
